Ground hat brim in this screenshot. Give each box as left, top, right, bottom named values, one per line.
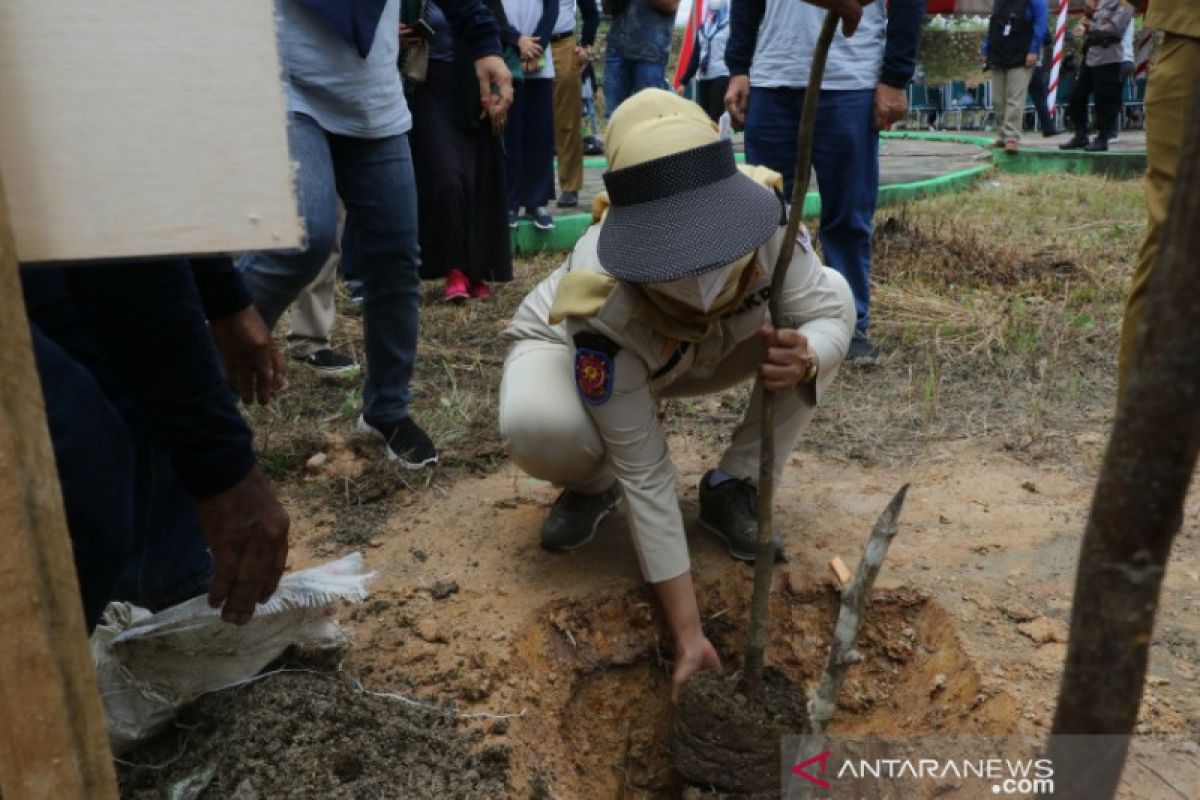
left=596, top=171, right=783, bottom=284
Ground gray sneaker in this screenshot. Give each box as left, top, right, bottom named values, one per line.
left=698, top=471, right=783, bottom=562
left=540, top=486, right=621, bottom=552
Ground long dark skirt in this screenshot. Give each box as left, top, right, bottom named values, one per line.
left=408, top=60, right=513, bottom=283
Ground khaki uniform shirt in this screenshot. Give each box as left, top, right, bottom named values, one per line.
left=505, top=222, right=853, bottom=581
left=1148, top=0, right=1200, bottom=40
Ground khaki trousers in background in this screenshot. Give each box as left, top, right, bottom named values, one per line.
left=991, top=66, right=1034, bottom=143
left=287, top=204, right=346, bottom=357
left=551, top=36, right=584, bottom=194
left=1118, top=33, right=1200, bottom=393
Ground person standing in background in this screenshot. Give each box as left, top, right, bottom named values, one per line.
left=982, top=0, right=1048, bottom=153
left=680, top=0, right=733, bottom=121
left=604, top=0, right=680, bottom=119
left=238, top=0, right=510, bottom=467
left=405, top=0, right=515, bottom=301
left=1107, top=15, right=1135, bottom=140
left=502, top=0, right=559, bottom=230
left=550, top=0, right=599, bottom=209
left=1059, top=0, right=1132, bottom=152
left=1027, top=30, right=1060, bottom=136
left=725, top=0, right=924, bottom=365
left=1117, top=0, right=1200, bottom=392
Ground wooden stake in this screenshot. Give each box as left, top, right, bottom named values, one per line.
left=0, top=176, right=119, bottom=798
left=743, top=11, right=840, bottom=695
left=807, top=485, right=908, bottom=734
left=1045, top=80, right=1200, bottom=799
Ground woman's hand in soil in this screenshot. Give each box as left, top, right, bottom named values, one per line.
left=197, top=465, right=290, bottom=625
left=672, top=635, right=722, bottom=703
left=757, top=325, right=817, bottom=392
left=209, top=304, right=286, bottom=405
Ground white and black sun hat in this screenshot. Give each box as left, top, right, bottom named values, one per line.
left=596, top=90, right=783, bottom=285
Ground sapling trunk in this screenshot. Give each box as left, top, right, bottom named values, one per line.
left=743, top=11, right=841, bottom=695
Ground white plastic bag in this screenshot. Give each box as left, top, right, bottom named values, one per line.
left=92, top=552, right=375, bottom=753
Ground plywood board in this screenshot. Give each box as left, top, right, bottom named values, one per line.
left=0, top=1, right=303, bottom=263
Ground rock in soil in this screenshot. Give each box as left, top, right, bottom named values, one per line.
left=673, top=668, right=809, bottom=795
left=118, top=671, right=509, bottom=799
left=1016, top=616, right=1067, bottom=645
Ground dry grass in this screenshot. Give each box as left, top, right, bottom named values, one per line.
left=249, top=172, right=1145, bottom=529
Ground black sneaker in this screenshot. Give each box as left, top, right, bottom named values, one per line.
left=1083, top=138, right=1110, bottom=152
left=293, top=348, right=359, bottom=376
left=540, top=485, right=620, bottom=551
left=356, top=415, right=438, bottom=468
left=1059, top=135, right=1089, bottom=150
left=557, top=191, right=579, bottom=208
left=847, top=331, right=882, bottom=366
left=698, top=471, right=783, bottom=562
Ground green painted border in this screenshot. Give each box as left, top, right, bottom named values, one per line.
left=510, top=163, right=989, bottom=255
left=518, top=131, right=1144, bottom=255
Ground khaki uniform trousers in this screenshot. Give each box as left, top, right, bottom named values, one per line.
left=499, top=335, right=817, bottom=497
left=286, top=204, right=346, bottom=357
left=1117, top=33, right=1200, bottom=393
left=991, top=66, right=1034, bottom=143
left=551, top=36, right=584, bottom=194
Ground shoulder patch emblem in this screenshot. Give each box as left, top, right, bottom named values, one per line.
left=573, top=332, right=618, bottom=405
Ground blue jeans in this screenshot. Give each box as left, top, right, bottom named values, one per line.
left=745, top=87, right=878, bottom=334
left=604, top=53, right=667, bottom=121
left=24, top=271, right=212, bottom=631
left=238, top=113, right=422, bottom=425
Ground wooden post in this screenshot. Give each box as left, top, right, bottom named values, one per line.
left=0, top=176, right=119, bottom=798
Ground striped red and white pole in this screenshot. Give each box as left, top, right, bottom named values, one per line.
left=1046, top=0, right=1071, bottom=115
left=1134, top=26, right=1154, bottom=77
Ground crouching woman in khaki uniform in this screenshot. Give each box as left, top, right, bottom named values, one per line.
left=499, top=90, right=855, bottom=696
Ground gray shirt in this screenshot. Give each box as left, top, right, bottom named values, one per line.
left=748, top=0, right=886, bottom=90
left=276, top=0, right=412, bottom=138
left=1085, top=0, right=1133, bottom=68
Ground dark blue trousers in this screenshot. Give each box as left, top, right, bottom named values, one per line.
left=745, top=86, right=878, bottom=334
left=24, top=271, right=212, bottom=631
left=503, top=78, right=556, bottom=212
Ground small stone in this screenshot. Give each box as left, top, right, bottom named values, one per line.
left=411, top=548, right=428, bottom=562
left=428, top=578, right=459, bottom=600
left=490, top=718, right=510, bottom=735
left=1021, top=481, right=1038, bottom=493
left=930, top=673, right=947, bottom=694
left=1147, top=676, right=1170, bottom=687
left=1017, top=617, right=1068, bottom=645
left=1001, top=603, right=1038, bottom=623
left=939, top=515, right=951, bottom=525
left=462, top=674, right=492, bottom=701
left=415, top=619, right=447, bottom=644
left=305, top=452, right=328, bottom=471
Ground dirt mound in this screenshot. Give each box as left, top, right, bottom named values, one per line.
left=873, top=212, right=1077, bottom=290
left=117, top=670, right=510, bottom=800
